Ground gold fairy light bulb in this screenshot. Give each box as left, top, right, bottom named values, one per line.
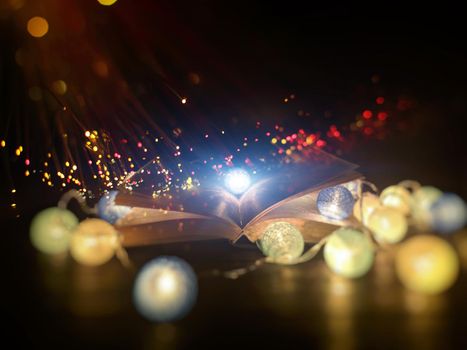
left=395, top=235, right=459, bottom=294
left=324, top=227, right=375, bottom=278
left=380, top=185, right=412, bottom=215
left=30, top=207, right=79, bottom=254
left=353, top=192, right=381, bottom=225
left=70, top=218, right=118, bottom=266
left=258, top=221, right=304, bottom=263
left=367, top=207, right=408, bottom=244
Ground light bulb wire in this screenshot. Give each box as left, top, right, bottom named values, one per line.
left=58, top=189, right=97, bottom=215
left=356, top=179, right=380, bottom=249
left=58, top=190, right=134, bottom=270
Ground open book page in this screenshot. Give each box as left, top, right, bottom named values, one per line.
left=242, top=175, right=361, bottom=243
left=115, top=147, right=358, bottom=228
left=117, top=211, right=242, bottom=247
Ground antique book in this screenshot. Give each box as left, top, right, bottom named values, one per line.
left=114, top=148, right=361, bottom=247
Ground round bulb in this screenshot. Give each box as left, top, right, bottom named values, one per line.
left=395, top=235, right=459, bottom=294
left=224, top=168, right=251, bottom=195
left=258, top=221, right=304, bottom=262
left=317, top=185, right=355, bottom=220
left=97, top=190, right=132, bottom=224
left=412, top=186, right=442, bottom=230
left=367, top=207, right=408, bottom=244
left=69, top=218, right=118, bottom=266
left=353, top=192, right=381, bottom=225
left=380, top=185, right=412, bottom=215
left=133, top=256, right=197, bottom=322
left=30, top=207, right=79, bottom=254
left=324, top=227, right=374, bottom=278
left=430, top=193, right=467, bottom=234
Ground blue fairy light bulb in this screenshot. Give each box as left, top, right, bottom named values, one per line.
left=30, top=207, right=79, bottom=255
left=133, top=256, right=198, bottom=322
left=317, top=185, right=355, bottom=220
left=224, top=168, right=251, bottom=195
left=258, top=221, right=304, bottom=262
left=430, top=193, right=467, bottom=234
left=97, top=190, right=132, bottom=224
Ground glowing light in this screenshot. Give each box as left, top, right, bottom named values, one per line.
left=181, top=97, right=187, bottom=104
left=317, top=185, right=355, bottom=220
left=224, top=168, right=251, bottom=195
left=353, top=192, right=380, bottom=225
left=133, top=256, right=197, bottom=322
left=324, top=227, right=374, bottom=278
left=368, top=207, right=408, bottom=244
left=51, top=80, right=67, bottom=95
left=27, top=16, right=49, bottom=38
left=69, top=218, right=118, bottom=266
left=30, top=207, right=79, bottom=255
left=97, top=0, right=118, bottom=5
left=258, top=221, right=304, bottom=262
left=0, top=140, right=5, bottom=148
left=97, top=190, right=132, bottom=224
left=395, top=235, right=459, bottom=294
left=380, top=185, right=412, bottom=215
left=430, top=193, right=467, bottom=234
left=28, top=86, right=42, bottom=101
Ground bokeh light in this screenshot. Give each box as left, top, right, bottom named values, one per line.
left=30, top=207, right=79, bottom=254
left=395, top=235, right=459, bottom=294
left=133, top=256, right=197, bottom=322
left=97, top=0, right=118, bottom=6
left=368, top=207, right=408, bottom=244
left=324, top=227, right=374, bottom=278
left=27, top=16, right=49, bottom=38
left=69, top=218, right=118, bottom=266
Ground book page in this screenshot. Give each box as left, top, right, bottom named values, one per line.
left=115, top=146, right=358, bottom=233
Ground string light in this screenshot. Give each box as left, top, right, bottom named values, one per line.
left=69, top=218, right=118, bottom=266
left=411, top=186, right=442, bottom=230
left=27, top=16, right=49, bottom=38
left=353, top=192, right=380, bottom=225
left=30, top=207, right=79, bottom=254
left=258, top=221, right=304, bottom=262
left=367, top=207, right=408, bottom=244
left=395, top=235, right=459, bottom=294
left=317, top=185, right=355, bottom=220
left=430, top=193, right=467, bottom=234
left=133, top=256, right=197, bottom=322
left=324, top=227, right=374, bottom=278
left=379, top=185, right=412, bottom=215
left=97, top=190, right=132, bottom=224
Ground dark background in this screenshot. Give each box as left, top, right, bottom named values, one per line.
left=2, top=1, right=467, bottom=349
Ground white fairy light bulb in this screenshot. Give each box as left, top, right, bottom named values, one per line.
left=379, top=185, right=412, bottom=215
left=395, top=235, right=459, bottom=294
left=258, top=221, right=304, bottom=262
left=317, top=185, right=355, bottom=220
left=224, top=168, right=251, bottom=195
left=133, top=256, right=198, bottom=322
left=324, top=227, right=374, bottom=278
left=412, top=186, right=442, bottom=230
left=367, top=207, right=408, bottom=244
left=97, top=190, right=132, bottom=224
left=353, top=192, right=381, bottom=225
left=30, top=207, right=79, bottom=254
left=69, top=218, right=118, bottom=266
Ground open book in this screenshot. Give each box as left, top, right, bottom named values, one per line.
left=115, top=148, right=361, bottom=247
